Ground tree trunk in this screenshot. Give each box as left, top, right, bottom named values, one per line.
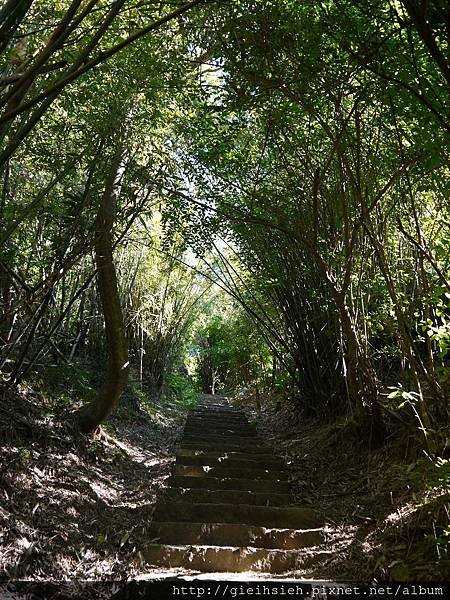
left=304, top=242, right=386, bottom=442
left=335, top=292, right=386, bottom=444
left=77, top=147, right=129, bottom=433
left=402, top=0, right=450, bottom=89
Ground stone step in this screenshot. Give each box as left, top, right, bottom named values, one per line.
left=189, top=408, right=246, bottom=415
left=196, top=401, right=233, bottom=407
left=172, top=464, right=288, bottom=481
left=187, top=416, right=250, bottom=424
left=154, top=502, right=321, bottom=529
left=187, top=416, right=252, bottom=422
left=180, top=442, right=271, bottom=454
left=148, top=522, right=325, bottom=550
left=185, top=418, right=255, bottom=428
left=186, top=416, right=250, bottom=424
left=176, top=452, right=285, bottom=471
left=193, top=410, right=242, bottom=416
left=192, top=412, right=239, bottom=418
left=196, top=402, right=237, bottom=407
left=193, top=409, right=243, bottom=417
left=183, top=434, right=264, bottom=446
left=145, top=543, right=331, bottom=574
left=168, top=475, right=291, bottom=493
left=183, top=431, right=258, bottom=440
left=176, top=448, right=279, bottom=461
left=183, top=427, right=258, bottom=437
left=163, top=487, right=292, bottom=507
left=190, top=407, right=246, bottom=413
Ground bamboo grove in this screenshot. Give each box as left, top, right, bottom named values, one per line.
left=0, top=1, right=448, bottom=450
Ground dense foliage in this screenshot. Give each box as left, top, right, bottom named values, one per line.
left=0, top=0, right=448, bottom=450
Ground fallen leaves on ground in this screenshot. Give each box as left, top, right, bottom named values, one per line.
left=0, top=382, right=186, bottom=580
left=233, top=387, right=449, bottom=581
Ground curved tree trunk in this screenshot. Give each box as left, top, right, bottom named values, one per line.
left=77, top=146, right=129, bottom=433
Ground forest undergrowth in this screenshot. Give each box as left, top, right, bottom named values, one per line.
left=235, top=389, right=450, bottom=582
left=2, top=368, right=447, bottom=583
left=0, top=367, right=186, bottom=581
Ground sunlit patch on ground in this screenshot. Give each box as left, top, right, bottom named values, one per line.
left=234, top=389, right=449, bottom=581
left=0, top=383, right=186, bottom=580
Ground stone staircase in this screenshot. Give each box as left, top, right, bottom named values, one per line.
left=145, top=397, right=327, bottom=574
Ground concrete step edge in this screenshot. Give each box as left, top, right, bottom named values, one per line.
left=154, top=501, right=322, bottom=528
left=144, top=543, right=333, bottom=573
left=175, top=456, right=285, bottom=470
left=167, top=475, right=291, bottom=492
left=172, top=464, right=289, bottom=481
left=163, top=487, right=292, bottom=506
left=148, top=521, right=326, bottom=550
left=176, top=449, right=280, bottom=460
